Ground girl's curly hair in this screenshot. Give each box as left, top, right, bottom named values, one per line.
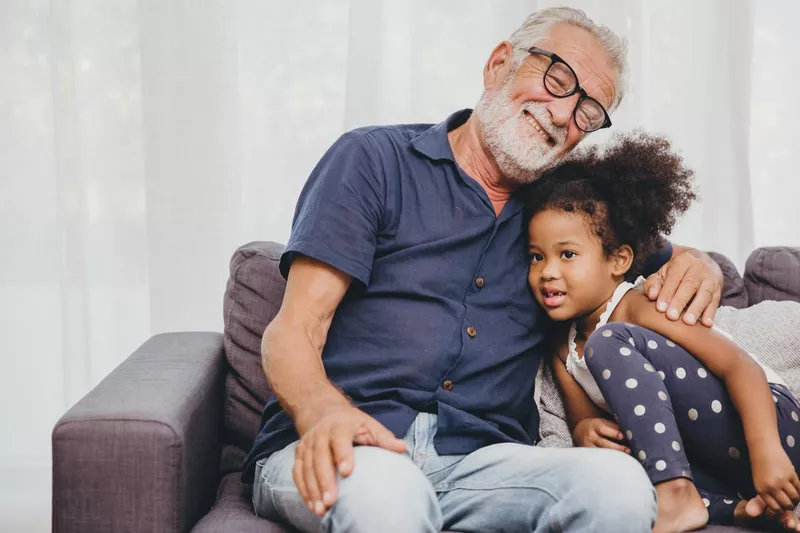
left=523, top=131, right=697, bottom=279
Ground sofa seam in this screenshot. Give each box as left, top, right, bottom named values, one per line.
left=54, top=417, right=184, bottom=531
left=223, top=252, right=281, bottom=467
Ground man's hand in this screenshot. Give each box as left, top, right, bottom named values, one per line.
left=643, top=247, right=723, bottom=327
left=572, top=418, right=631, bottom=454
left=293, top=406, right=407, bottom=516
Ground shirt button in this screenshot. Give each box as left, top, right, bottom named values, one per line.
left=443, top=380, right=454, bottom=391
left=475, top=276, right=485, bottom=289
left=466, top=326, right=477, bottom=338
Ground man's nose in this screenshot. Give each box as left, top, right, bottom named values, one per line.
left=547, top=94, right=578, bottom=128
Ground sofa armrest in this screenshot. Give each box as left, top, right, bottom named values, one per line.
left=52, top=332, right=226, bottom=533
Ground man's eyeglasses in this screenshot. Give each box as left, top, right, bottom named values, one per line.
left=524, top=46, right=612, bottom=133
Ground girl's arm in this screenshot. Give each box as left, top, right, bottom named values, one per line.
left=620, top=290, right=781, bottom=460
left=550, top=354, right=608, bottom=430
left=550, top=354, right=629, bottom=452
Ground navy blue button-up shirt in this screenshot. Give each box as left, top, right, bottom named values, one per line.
left=242, top=109, right=671, bottom=481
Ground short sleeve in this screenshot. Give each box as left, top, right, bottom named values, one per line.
left=280, top=131, right=385, bottom=286
left=642, top=238, right=673, bottom=277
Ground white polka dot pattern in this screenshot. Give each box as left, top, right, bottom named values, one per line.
left=634, top=405, right=646, bottom=416
left=644, top=363, right=655, bottom=372
left=697, top=368, right=708, bottom=378
left=729, top=447, right=740, bottom=459
left=602, top=329, right=612, bottom=338
left=626, top=379, right=638, bottom=389
left=788, top=435, right=796, bottom=448
left=658, top=391, right=668, bottom=401
left=711, top=400, right=722, bottom=413
left=672, top=441, right=681, bottom=451
left=654, top=423, right=666, bottom=434
left=656, top=460, right=667, bottom=471
left=619, top=347, right=631, bottom=356
left=647, top=340, right=658, bottom=350
left=676, top=368, right=686, bottom=379
left=688, top=409, right=698, bottom=421
left=602, top=369, right=611, bottom=380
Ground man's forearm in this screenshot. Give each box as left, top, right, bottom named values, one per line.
left=262, top=317, right=351, bottom=435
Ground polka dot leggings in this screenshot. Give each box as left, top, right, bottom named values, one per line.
left=584, top=322, right=800, bottom=525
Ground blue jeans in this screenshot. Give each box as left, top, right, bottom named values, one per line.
left=253, top=412, right=656, bottom=533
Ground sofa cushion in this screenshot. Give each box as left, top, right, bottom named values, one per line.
left=745, top=247, right=800, bottom=304
left=192, top=473, right=296, bottom=533
left=222, top=241, right=287, bottom=472
left=708, top=251, right=748, bottom=309
left=219, top=243, right=747, bottom=466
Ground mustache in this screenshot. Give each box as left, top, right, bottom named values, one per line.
left=520, top=104, right=568, bottom=145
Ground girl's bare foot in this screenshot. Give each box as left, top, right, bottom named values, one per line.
left=734, top=496, right=800, bottom=532
left=652, top=478, right=709, bottom=533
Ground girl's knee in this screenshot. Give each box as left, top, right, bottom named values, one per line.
left=585, top=323, right=637, bottom=368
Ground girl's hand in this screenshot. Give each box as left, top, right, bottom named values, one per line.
left=751, top=446, right=800, bottom=512
left=572, top=418, right=631, bottom=454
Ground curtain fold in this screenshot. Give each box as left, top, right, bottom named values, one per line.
left=2, top=0, right=793, bottom=486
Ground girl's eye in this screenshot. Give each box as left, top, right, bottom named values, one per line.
left=531, top=253, right=544, bottom=263
left=562, top=251, right=576, bottom=259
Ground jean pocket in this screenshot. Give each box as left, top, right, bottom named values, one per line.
left=252, top=457, right=276, bottom=519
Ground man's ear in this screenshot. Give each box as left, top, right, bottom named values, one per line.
left=483, top=41, right=515, bottom=91
left=611, top=244, right=634, bottom=277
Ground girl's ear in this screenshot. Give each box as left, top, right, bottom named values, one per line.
left=611, top=244, right=634, bottom=277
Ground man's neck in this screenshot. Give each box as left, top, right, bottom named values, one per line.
left=448, top=115, right=516, bottom=217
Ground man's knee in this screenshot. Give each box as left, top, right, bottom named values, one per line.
left=573, top=450, right=656, bottom=530
left=324, top=446, right=441, bottom=533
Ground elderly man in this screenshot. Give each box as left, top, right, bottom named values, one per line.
left=243, top=7, right=723, bottom=533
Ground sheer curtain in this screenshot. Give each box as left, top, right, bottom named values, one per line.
left=1, top=0, right=797, bottom=529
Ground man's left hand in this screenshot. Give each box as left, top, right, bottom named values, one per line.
left=642, top=246, right=723, bottom=327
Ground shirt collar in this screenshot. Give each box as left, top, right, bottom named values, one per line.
left=411, top=108, right=527, bottom=220
left=410, top=109, right=472, bottom=162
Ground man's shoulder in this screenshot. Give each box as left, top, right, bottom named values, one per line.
left=344, top=122, right=436, bottom=148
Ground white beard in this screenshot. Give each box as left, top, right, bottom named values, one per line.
left=474, top=76, right=569, bottom=185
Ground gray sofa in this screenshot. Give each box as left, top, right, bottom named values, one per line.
left=52, top=242, right=800, bottom=533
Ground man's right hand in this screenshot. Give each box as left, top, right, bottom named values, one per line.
left=294, top=406, right=407, bottom=516
left=572, top=418, right=631, bottom=454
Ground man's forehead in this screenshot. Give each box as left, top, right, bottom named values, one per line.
left=538, top=24, right=619, bottom=109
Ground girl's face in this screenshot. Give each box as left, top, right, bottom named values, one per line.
left=527, top=208, right=628, bottom=322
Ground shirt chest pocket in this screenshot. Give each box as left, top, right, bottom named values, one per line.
left=508, top=302, right=540, bottom=332
left=503, top=259, right=541, bottom=333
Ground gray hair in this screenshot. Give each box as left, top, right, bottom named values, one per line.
left=507, top=7, right=628, bottom=110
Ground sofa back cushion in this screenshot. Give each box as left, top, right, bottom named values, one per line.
left=219, top=244, right=751, bottom=471
left=745, top=247, right=800, bottom=304
left=708, top=251, right=748, bottom=309
left=222, top=242, right=285, bottom=470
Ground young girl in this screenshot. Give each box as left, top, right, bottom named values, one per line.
left=524, top=133, right=800, bottom=533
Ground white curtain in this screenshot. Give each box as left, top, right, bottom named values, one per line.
left=1, top=0, right=798, bottom=529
